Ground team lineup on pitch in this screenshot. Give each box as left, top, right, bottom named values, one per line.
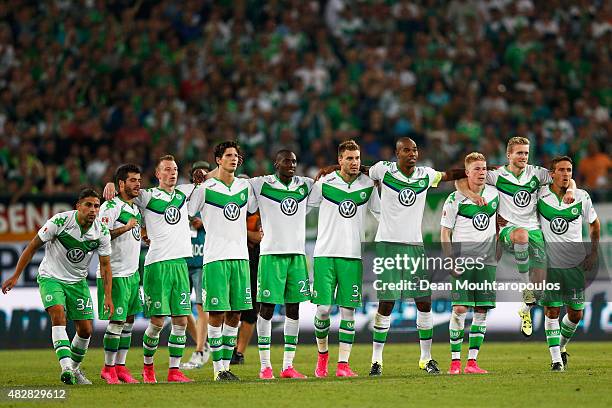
left=1, top=137, right=601, bottom=384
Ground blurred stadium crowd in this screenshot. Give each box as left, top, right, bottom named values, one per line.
left=0, top=0, right=609, bottom=201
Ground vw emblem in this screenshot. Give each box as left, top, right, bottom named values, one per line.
left=513, top=190, right=531, bottom=208
left=45, top=294, right=53, bottom=302
left=550, top=217, right=569, bottom=235
left=223, top=203, right=240, bottom=221
left=66, top=248, right=86, bottom=263
left=164, top=206, right=181, bottom=224
left=398, top=188, right=417, bottom=207
left=280, top=197, right=298, bottom=216
left=472, top=213, right=490, bottom=231
left=132, top=224, right=141, bottom=241
left=211, top=298, right=219, bottom=305
left=116, top=307, right=124, bottom=315
left=263, top=290, right=270, bottom=297
left=154, top=301, right=161, bottom=308
left=338, top=200, right=357, bottom=218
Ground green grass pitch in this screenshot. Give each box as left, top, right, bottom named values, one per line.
left=1, top=342, right=610, bottom=408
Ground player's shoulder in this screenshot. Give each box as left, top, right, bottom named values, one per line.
left=319, top=171, right=339, bottom=184
left=537, top=184, right=555, bottom=201
left=575, top=188, right=591, bottom=202
left=373, top=160, right=396, bottom=171
left=483, top=184, right=499, bottom=196
left=176, top=183, right=194, bottom=196
left=101, top=197, right=120, bottom=211
left=295, top=175, right=314, bottom=187
left=49, top=210, right=75, bottom=224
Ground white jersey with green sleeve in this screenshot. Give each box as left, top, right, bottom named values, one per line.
left=96, top=197, right=142, bottom=278
left=134, top=185, right=200, bottom=266
left=193, top=177, right=258, bottom=265
left=37, top=210, right=111, bottom=282
left=486, top=164, right=551, bottom=230
left=308, top=171, right=380, bottom=259
left=440, top=185, right=499, bottom=265
left=369, top=161, right=442, bottom=244
left=249, top=175, right=314, bottom=255
left=537, top=186, right=597, bottom=268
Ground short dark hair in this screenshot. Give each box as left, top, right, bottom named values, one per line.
left=115, top=164, right=141, bottom=186
left=156, top=154, right=176, bottom=168
left=78, top=187, right=100, bottom=202
left=338, top=140, right=360, bottom=157
left=214, top=141, right=241, bottom=159
left=550, top=156, right=573, bottom=171
left=275, top=149, right=295, bottom=160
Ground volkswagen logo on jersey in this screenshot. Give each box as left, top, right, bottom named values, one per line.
left=66, top=248, right=86, bottom=263
left=550, top=217, right=569, bottom=235
left=338, top=199, right=357, bottom=218
left=398, top=188, right=417, bottom=207
left=472, top=213, right=490, bottom=231
left=164, top=206, right=181, bottom=224
left=280, top=197, right=298, bottom=216
left=223, top=202, right=241, bottom=221
left=132, top=225, right=141, bottom=241
left=513, top=190, right=531, bottom=208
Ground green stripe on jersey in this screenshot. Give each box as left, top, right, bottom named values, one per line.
left=57, top=232, right=100, bottom=252
left=146, top=190, right=187, bottom=214
left=117, top=210, right=142, bottom=225
left=382, top=172, right=429, bottom=194
left=260, top=182, right=309, bottom=203
left=205, top=187, right=248, bottom=208
left=458, top=196, right=499, bottom=219
left=322, top=184, right=373, bottom=206
left=537, top=199, right=582, bottom=222
left=496, top=175, right=540, bottom=196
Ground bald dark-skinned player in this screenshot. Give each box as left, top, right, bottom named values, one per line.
left=247, top=150, right=314, bottom=379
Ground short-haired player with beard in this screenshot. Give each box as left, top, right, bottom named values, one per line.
left=537, top=156, right=599, bottom=371
left=309, top=140, right=380, bottom=378
left=98, top=164, right=143, bottom=384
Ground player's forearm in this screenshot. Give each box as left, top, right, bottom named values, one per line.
left=440, top=228, right=453, bottom=258
left=455, top=178, right=473, bottom=198
left=441, top=168, right=466, bottom=181
left=110, top=226, right=130, bottom=240
left=100, top=258, right=113, bottom=298
left=589, top=219, right=600, bottom=254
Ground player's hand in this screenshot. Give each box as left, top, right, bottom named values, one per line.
left=103, top=298, right=114, bottom=317
left=581, top=252, right=598, bottom=271
left=192, top=169, right=206, bottom=184
left=1, top=275, right=18, bottom=294
left=141, top=230, right=150, bottom=246
left=190, top=217, right=203, bottom=230
left=468, top=191, right=487, bottom=206
left=126, top=218, right=138, bottom=230
left=562, top=189, right=575, bottom=204
left=103, top=183, right=117, bottom=200
left=315, top=165, right=339, bottom=181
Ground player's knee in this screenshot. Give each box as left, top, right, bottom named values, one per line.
left=76, top=323, right=93, bottom=338
left=474, top=306, right=488, bottom=314
left=415, top=301, right=431, bottom=312
left=452, top=305, right=468, bottom=315
left=46, top=305, right=66, bottom=326
left=511, top=229, right=529, bottom=245
left=316, top=305, right=332, bottom=320
left=172, top=316, right=188, bottom=327
left=567, top=309, right=583, bottom=323
left=259, top=303, right=275, bottom=320
left=226, top=311, right=241, bottom=326
left=340, top=307, right=355, bottom=320
left=545, top=307, right=560, bottom=319
left=285, top=303, right=299, bottom=320
left=378, top=301, right=394, bottom=316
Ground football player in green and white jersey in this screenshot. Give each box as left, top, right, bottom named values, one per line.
left=308, top=140, right=381, bottom=378
left=367, top=137, right=468, bottom=376
left=537, top=156, right=599, bottom=371
left=441, top=153, right=499, bottom=375
left=457, top=137, right=577, bottom=337
left=98, top=164, right=143, bottom=384
left=103, top=155, right=206, bottom=383
left=2, top=188, right=113, bottom=386
left=192, top=141, right=258, bottom=381
left=248, top=150, right=314, bottom=380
